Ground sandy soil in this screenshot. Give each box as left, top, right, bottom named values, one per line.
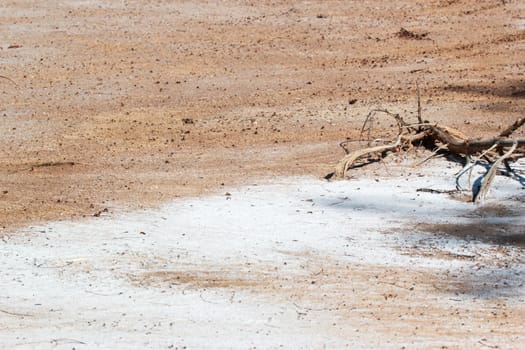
left=1, top=0, right=524, bottom=228
left=1, top=1, right=525, bottom=348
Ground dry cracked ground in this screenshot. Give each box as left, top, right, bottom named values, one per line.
left=1, top=0, right=525, bottom=348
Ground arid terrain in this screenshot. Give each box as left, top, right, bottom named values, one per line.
left=1, top=0, right=524, bottom=227
left=1, top=0, right=524, bottom=349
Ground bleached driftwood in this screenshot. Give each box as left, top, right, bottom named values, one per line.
left=329, top=109, right=524, bottom=202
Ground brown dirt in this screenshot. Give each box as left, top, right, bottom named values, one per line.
left=131, top=250, right=525, bottom=348
left=1, top=0, right=524, bottom=229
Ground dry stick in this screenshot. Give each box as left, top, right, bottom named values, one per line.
left=339, top=140, right=352, bottom=155
left=365, top=112, right=374, bottom=146
left=497, top=145, right=514, bottom=174
left=360, top=109, right=405, bottom=146
left=474, top=141, right=518, bottom=203
left=51, top=338, right=87, bottom=346
left=9, top=161, right=76, bottom=174
left=30, top=161, right=75, bottom=169
left=455, top=143, right=500, bottom=190
left=430, top=126, right=523, bottom=154
left=498, top=117, right=525, bottom=137
left=416, top=188, right=460, bottom=195
left=466, top=156, right=476, bottom=189
left=0, top=308, right=33, bottom=317
left=0, top=75, right=17, bottom=86
left=456, top=155, right=473, bottom=190
left=401, top=130, right=429, bottom=143
left=411, top=144, right=448, bottom=167
left=465, top=137, right=525, bottom=151
left=333, top=135, right=402, bottom=178
left=360, top=109, right=376, bottom=146
left=416, top=81, right=422, bottom=127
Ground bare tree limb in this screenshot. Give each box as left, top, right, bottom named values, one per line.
left=416, top=81, right=422, bottom=126
left=498, top=117, right=525, bottom=137
left=332, top=104, right=524, bottom=201
left=333, top=136, right=402, bottom=179
left=474, top=141, right=518, bottom=203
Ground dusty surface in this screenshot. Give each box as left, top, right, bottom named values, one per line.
left=1, top=1, right=525, bottom=349
left=1, top=160, right=524, bottom=349
left=1, top=0, right=525, bottom=228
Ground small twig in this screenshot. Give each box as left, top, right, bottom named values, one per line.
left=498, top=117, right=524, bottom=137
left=51, top=338, right=86, bottom=346
left=456, top=143, right=499, bottom=190
left=360, top=110, right=376, bottom=145
left=293, top=302, right=327, bottom=312
left=498, top=146, right=514, bottom=174
left=379, top=281, right=414, bottom=291
left=474, top=141, right=518, bottom=203
left=448, top=252, right=476, bottom=259
left=199, top=292, right=221, bottom=304
left=502, top=158, right=513, bottom=174
left=466, top=156, right=475, bottom=189
left=0, top=75, right=17, bottom=86
left=416, top=188, right=460, bottom=195
left=455, top=155, right=472, bottom=191
left=85, top=290, right=122, bottom=297
left=0, top=308, right=33, bottom=317
left=401, top=130, right=430, bottom=144
left=416, top=80, right=423, bottom=127
left=359, top=109, right=406, bottom=146
left=478, top=340, right=499, bottom=349
left=411, top=144, right=447, bottom=167
left=339, top=140, right=352, bottom=155
left=312, top=268, right=324, bottom=276
left=31, top=161, right=76, bottom=169
left=10, top=161, right=76, bottom=174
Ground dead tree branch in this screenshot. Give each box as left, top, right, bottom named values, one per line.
left=334, top=136, right=402, bottom=178
left=473, top=141, right=518, bottom=203
left=330, top=103, right=524, bottom=202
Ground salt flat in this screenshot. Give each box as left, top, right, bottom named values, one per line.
left=1, top=159, right=524, bottom=349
